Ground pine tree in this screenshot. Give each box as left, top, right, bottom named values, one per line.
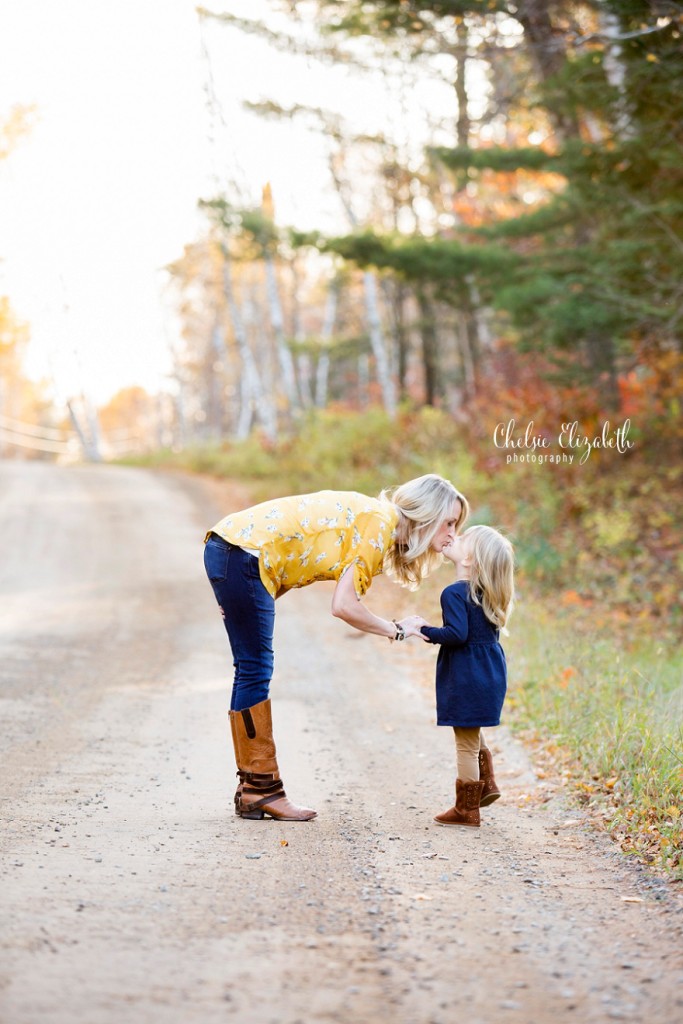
left=307, top=0, right=683, bottom=395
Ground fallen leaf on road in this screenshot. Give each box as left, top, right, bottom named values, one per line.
left=411, top=893, right=434, bottom=901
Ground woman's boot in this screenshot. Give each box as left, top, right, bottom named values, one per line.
left=478, top=747, right=501, bottom=806
left=229, top=699, right=317, bottom=821
left=434, top=779, right=485, bottom=828
left=229, top=711, right=245, bottom=816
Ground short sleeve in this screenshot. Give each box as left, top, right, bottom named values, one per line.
left=341, top=513, right=392, bottom=599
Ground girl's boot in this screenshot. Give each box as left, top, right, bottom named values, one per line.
left=434, top=778, right=485, bottom=828
left=478, top=747, right=501, bottom=806
left=229, top=699, right=317, bottom=821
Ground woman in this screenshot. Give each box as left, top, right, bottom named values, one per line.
left=204, top=473, right=469, bottom=822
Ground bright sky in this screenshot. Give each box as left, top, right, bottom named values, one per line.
left=0, top=0, right=458, bottom=406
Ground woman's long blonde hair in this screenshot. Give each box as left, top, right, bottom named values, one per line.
left=380, top=474, right=469, bottom=589
left=463, top=525, right=515, bottom=630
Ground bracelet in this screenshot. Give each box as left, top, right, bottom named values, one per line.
left=392, top=619, right=406, bottom=642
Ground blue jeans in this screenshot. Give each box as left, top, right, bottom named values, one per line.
left=204, top=535, right=275, bottom=711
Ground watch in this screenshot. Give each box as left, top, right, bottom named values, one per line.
left=392, top=620, right=406, bottom=641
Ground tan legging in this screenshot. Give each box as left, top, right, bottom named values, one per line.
left=454, top=727, right=490, bottom=782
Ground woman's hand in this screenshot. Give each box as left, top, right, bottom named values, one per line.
left=399, top=614, right=432, bottom=639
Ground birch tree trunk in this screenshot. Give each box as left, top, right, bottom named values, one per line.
left=315, top=279, right=338, bottom=408
left=447, top=20, right=485, bottom=400
left=296, top=356, right=313, bottom=409
left=221, top=251, right=277, bottom=442
left=328, top=153, right=397, bottom=418
left=264, top=255, right=299, bottom=411
left=381, top=278, right=409, bottom=400
left=467, top=278, right=493, bottom=352
left=291, top=256, right=313, bottom=408
left=362, top=270, right=397, bottom=417
left=599, top=10, right=636, bottom=139
left=206, top=320, right=225, bottom=439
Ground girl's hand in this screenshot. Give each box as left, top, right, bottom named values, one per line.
left=400, top=614, right=432, bottom=639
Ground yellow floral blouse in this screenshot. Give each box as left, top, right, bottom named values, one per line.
left=207, top=490, right=398, bottom=599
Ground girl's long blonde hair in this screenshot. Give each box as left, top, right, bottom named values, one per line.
left=380, top=474, right=469, bottom=589
left=463, top=525, right=515, bottom=630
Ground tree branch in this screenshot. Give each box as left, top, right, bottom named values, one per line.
left=196, top=7, right=373, bottom=70
left=572, top=18, right=676, bottom=47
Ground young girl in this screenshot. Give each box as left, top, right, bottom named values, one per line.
left=404, top=525, right=515, bottom=828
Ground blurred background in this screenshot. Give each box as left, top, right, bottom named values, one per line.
left=1, top=1, right=680, bottom=457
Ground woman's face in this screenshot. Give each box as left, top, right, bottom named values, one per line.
left=430, top=501, right=463, bottom=552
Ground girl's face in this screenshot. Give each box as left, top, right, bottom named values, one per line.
left=443, top=532, right=474, bottom=577
left=430, top=501, right=464, bottom=553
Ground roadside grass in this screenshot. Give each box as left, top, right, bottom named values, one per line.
left=128, top=405, right=476, bottom=502
left=124, top=406, right=682, bottom=879
left=505, top=599, right=683, bottom=880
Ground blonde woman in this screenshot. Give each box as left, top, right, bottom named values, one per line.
left=204, top=474, right=469, bottom=822
left=403, top=525, right=515, bottom=828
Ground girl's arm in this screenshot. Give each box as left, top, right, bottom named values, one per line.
left=420, top=586, right=469, bottom=647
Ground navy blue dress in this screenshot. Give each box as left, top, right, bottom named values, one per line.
left=420, top=580, right=507, bottom=728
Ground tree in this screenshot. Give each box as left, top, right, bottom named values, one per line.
left=299, top=0, right=683, bottom=396
left=187, top=0, right=682, bottom=428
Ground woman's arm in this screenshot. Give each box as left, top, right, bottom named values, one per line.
left=331, top=567, right=408, bottom=639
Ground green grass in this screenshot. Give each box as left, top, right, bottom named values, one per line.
left=122, top=406, right=478, bottom=500
left=506, top=600, right=683, bottom=878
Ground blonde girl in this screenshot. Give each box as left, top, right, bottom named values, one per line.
left=403, top=525, right=515, bottom=828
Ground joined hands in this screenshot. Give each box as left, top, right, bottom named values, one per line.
left=400, top=614, right=433, bottom=641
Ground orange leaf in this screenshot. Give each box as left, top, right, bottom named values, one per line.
left=558, top=666, right=578, bottom=689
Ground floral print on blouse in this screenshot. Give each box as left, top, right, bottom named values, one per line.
left=207, top=490, right=398, bottom=599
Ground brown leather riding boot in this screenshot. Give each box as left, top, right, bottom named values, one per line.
left=229, top=711, right=245, bottom=816
left=434, top=779, right=485, bottom=828
left=229, top=699, right=317, bottom=821
left=478, top=746, right=501, bottom=807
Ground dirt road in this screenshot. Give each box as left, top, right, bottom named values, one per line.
left=0, top=460, right=681, bottom=1024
